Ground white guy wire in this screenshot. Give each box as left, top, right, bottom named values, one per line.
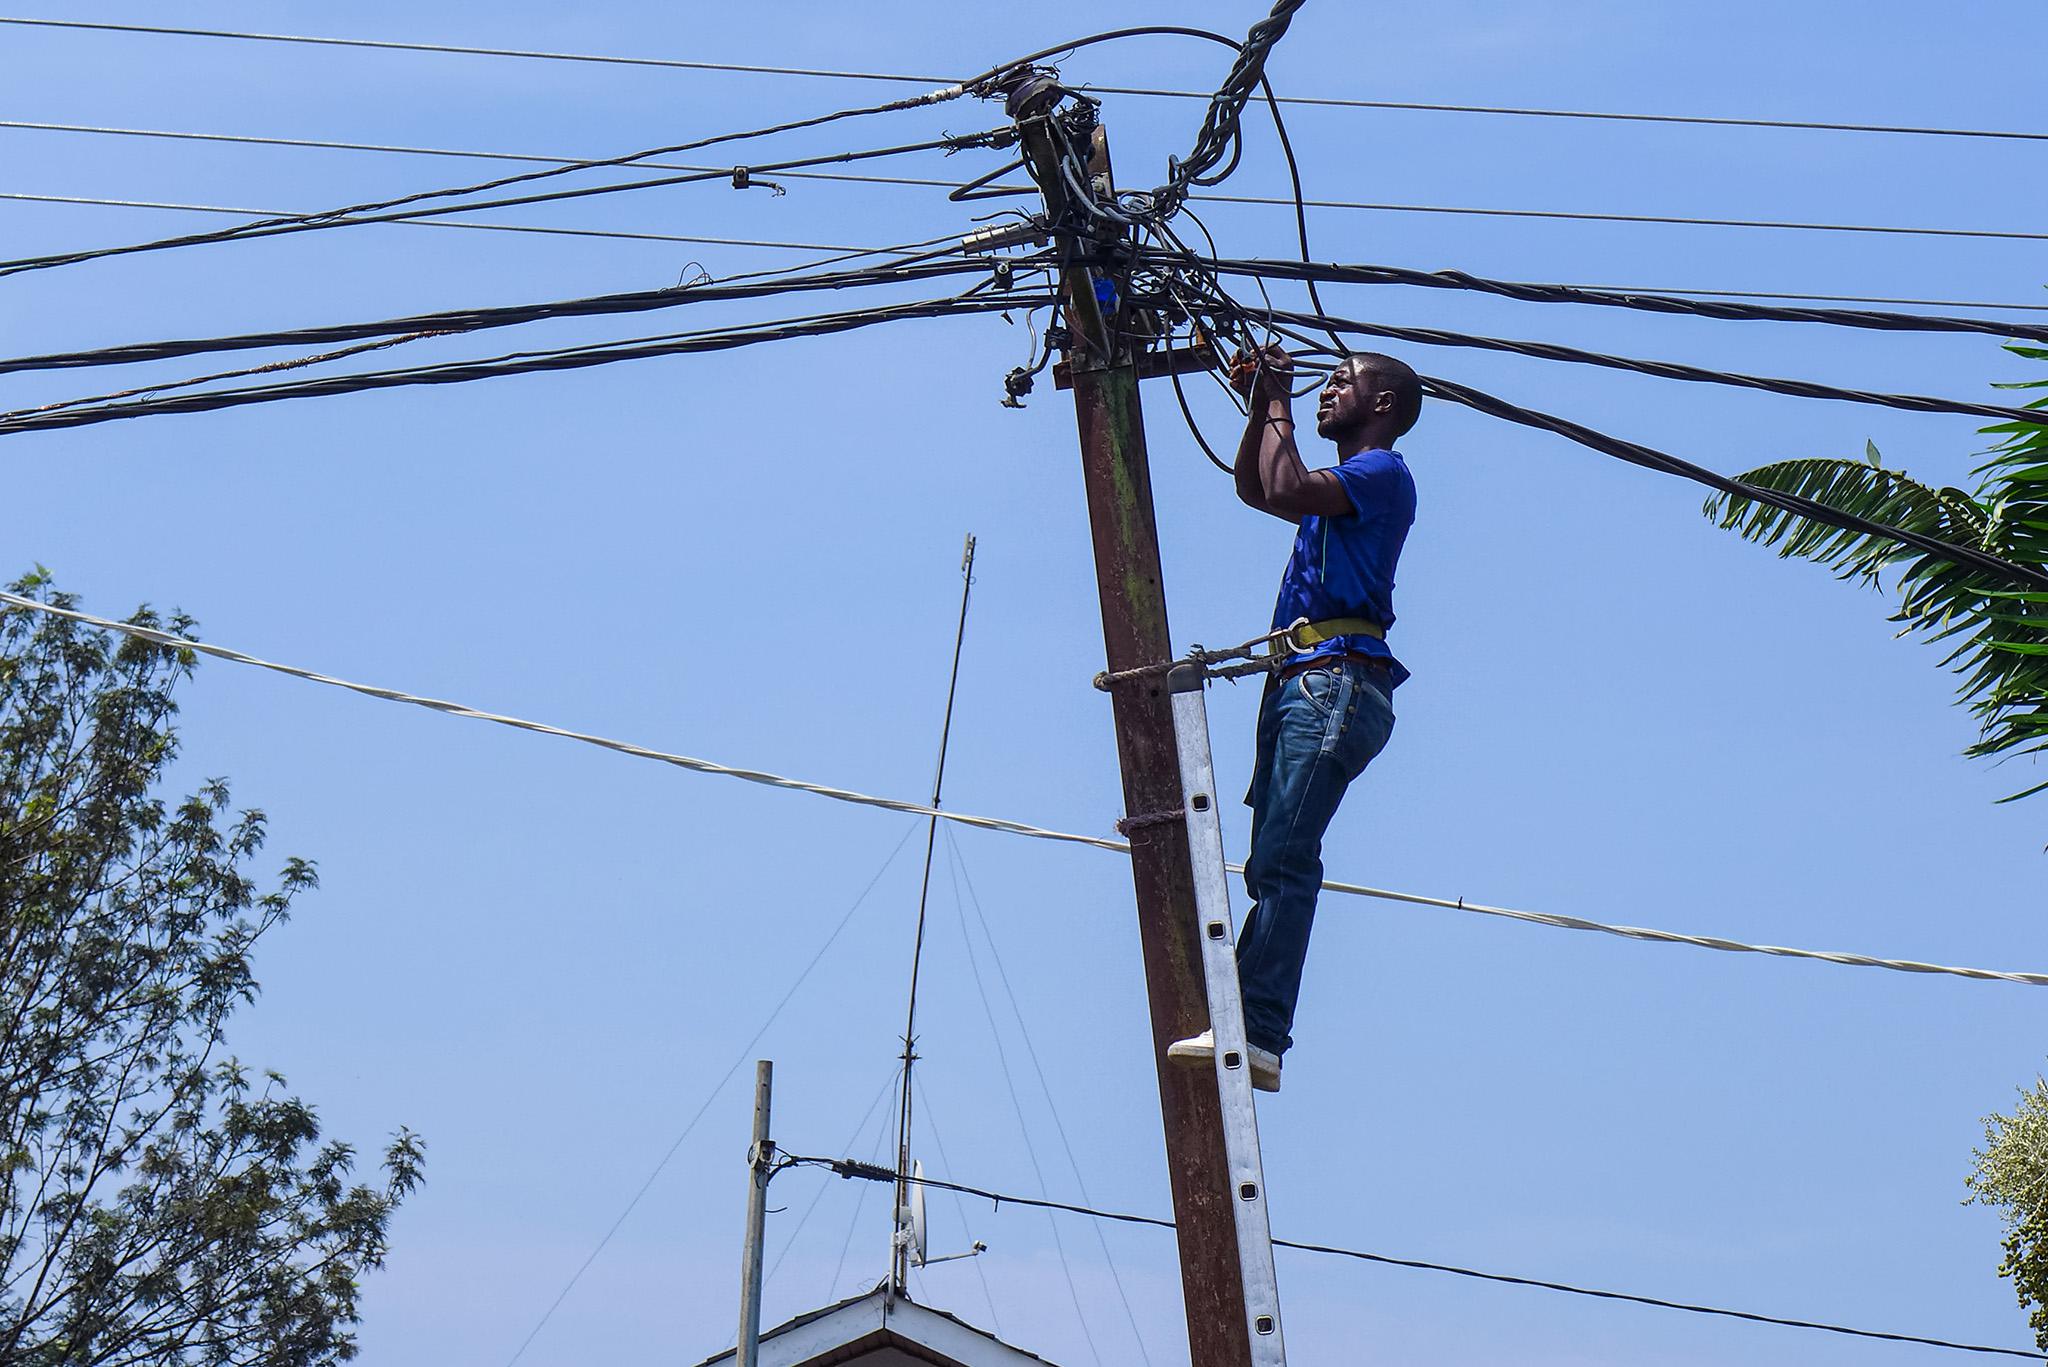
left=6, top=587, right=2043, bottom=990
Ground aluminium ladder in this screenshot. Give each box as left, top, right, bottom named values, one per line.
left=1165, top=660, right=1287, bottom=1367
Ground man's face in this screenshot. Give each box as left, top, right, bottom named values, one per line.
left=1315, top=359, right=1383, bottom=441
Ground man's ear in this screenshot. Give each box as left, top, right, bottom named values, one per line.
left=1372, top=389, right=1396, bottom=415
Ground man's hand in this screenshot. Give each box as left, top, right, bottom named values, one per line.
left=1230, top=342, right=1295, bottom=409
left=1230, top=340, right=1353, bottom=522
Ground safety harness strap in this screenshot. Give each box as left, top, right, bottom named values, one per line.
left=1291, top=615, right=1385, bottom=646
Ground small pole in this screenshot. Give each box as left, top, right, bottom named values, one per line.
left=737, top=1060, right=774, bottom=1367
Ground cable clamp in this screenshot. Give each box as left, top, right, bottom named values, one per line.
left=945, top=126, right=1018, bottom=153
left=960, top=219, right=1048, bottom=255
left=730, top=166, right=786, bottom=196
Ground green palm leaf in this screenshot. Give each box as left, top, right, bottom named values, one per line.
left=1702, top=343, right=2048, bottom=812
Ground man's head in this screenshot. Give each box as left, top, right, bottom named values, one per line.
left=1315, top=352, right=1421, bottom=450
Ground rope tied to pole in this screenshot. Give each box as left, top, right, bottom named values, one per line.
left=1114, top=808, right=1186, bottom=837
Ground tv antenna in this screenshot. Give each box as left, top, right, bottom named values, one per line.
left=890, top=534, right=984, bottom=1296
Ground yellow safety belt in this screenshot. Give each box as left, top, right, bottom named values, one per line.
left=1291, top=615, right=1384, bottom=646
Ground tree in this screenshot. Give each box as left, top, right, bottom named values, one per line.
left=1968, top=1076, right=2048, bottom=1350
left=1701, top=342, right=2048, bottom=805
left=0, top=572, right=420, bottom=1365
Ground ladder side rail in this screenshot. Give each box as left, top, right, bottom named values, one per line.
left=1167, top=665, right=1288, bottom=1365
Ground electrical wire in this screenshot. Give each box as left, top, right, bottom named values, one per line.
left=2, top=587, right=2041, bottom=992
left=0, top=187, right=949, bottom=254
left=16, top=122, right=2048, bottom=311
left=1140, top=1, right=1305, bottom=220
left=1203, top=296, right=2048, bottom=425
left=0, top=249, right=1027, bottom=375
left=0, top=130, right=1001, bottom=277
left=499, top=825, right=920, bottom=1367
left=0, top=118, right=1025, bottom=194
left=1560, top=283, right=2048, bottom=315
left=1431, top=370, right=2048, bottom=587
left=0, top=293, right=1056, bottom=435
left=1171, top=254, right=2048, bottom=345
left=1193, top=191, right=2048, bottom=243
left=5, top=329, right=460, bottom=417
left=764, top=1066, right=902, bottom=1291
left=829, top=1065, right=905, bottom=1300
left=10, top=18, right=2044, bottom=143
left=0, top=21, right=1265, bottom=275
left=1196, top=282, right=2048, bottom=591
left=700, top=1063, right=903, bottom=1364
left=794, top=1157, right=2046, bottom=1361
left=1162, top=245, right=2048, bottom=596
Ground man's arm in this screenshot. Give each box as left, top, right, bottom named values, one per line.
left=1230, top=345, right=1352, bottom=521
left=1233, top=404, right=1277, bottom=514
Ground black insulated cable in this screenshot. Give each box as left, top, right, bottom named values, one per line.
left=0, top=252, right=1053, bottom=375
left=0, top=294, right=1058, bottom=437
left=1418, top=374, right=2048, bottom=592
left=19, top=122, right=2048, bottom=292
left=1181, top=281, right=2048, bottom=593
left=1229, top=299, right=2048, bottom=425
left=0, top=189, right=958, bottom=255
left=1170, top=255, right=2048, bottom=346
left=0, top=132, right=1004, bottom=277
left=793, top=1156, right=2046, bottom=1361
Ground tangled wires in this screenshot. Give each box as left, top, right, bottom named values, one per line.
left=1143, top=0, right=1310, bottom=220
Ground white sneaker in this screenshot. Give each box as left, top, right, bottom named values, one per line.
left=1166, top=1029, right=1282, bottom=1093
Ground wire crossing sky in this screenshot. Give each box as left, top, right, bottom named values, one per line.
left=6, top=586, right=2041, bottom=989
left=6, top=15, right=2046, bottom=141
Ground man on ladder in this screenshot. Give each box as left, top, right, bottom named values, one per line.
left=1170, top=343, right=1421, bottom=1093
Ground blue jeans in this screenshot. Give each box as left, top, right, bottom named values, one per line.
left=1238, top=658, right=1396, bottom=1056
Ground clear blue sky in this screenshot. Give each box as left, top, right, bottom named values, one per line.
left=7, top=3, right=2047, bottom=1364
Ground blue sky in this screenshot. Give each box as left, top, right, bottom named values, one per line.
left=6, top=2, right=2047, bottom=1364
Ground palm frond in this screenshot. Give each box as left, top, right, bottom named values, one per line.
left=1704, top=370, right=2048, bottom=810
left=1702, top=456, right=1987, bottom=582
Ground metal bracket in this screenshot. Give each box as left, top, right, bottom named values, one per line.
left=1054, top=342, right=1221, bottom=391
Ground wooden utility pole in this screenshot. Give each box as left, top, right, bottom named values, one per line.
left=1006, top=76, right=1254, bottom=1367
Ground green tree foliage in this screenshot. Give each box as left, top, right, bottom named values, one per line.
left=0, top=573, right=420, bottom=1365
left=1702, top=343, right=2048, bottom=804
left=1968, top=1076, right=2048, bottom=1350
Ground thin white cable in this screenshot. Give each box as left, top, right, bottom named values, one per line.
left=7, top=586, right=2043, bottom=990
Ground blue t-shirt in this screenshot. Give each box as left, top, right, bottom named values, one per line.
left=1270, top=447, right=1416, bottom=686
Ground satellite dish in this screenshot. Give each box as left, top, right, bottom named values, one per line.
left=910, top=1160, right=929, bottom=1267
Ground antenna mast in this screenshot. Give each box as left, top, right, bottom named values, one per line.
left=891, top=533, right=977, bottom=1297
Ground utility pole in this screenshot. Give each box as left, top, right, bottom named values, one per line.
left=1005, top=76, right=1254, bottom=1367
left=736, top=1060, right=774, bottom=1367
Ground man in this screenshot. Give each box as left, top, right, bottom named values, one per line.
left=1169, top=343, right=1419, bottom=1093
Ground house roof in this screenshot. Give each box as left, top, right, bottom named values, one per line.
left=692, top=1285, right=1059, bottom=1367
